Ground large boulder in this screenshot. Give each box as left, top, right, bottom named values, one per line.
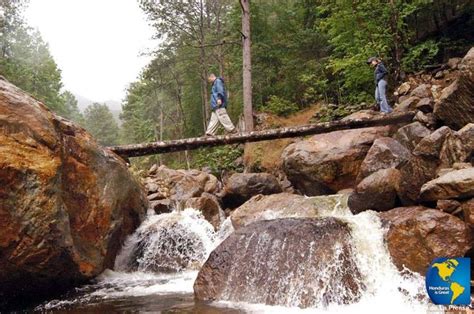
left=420, top=168, right=474, bottom=201
left=397, top=155, right=439, bottom=205
left=222, top=172, right=282, bottom=208
left=194, top=218, right=364, bottom=308
left=413, top=126, right=468, bottom=168
left=357, top=137, right=410, bottom=181
left=393, top=122, right=431, bottom=151
left=0, top=78, right=148, bottom=306
left=348, top=168, right=401, bottom=214
left=282, top=126, right=391, bottom=195
left=380, top=207, right=471, bottom=274
left=230, top=193, right=346, bottom=230
left=434, top=47, right=474, bottom=130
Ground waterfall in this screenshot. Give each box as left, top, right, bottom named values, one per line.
left=37, top=196, right=430, bottom=313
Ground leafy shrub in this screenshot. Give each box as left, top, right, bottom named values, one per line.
left=193, top=145, right=244, bottom=177
left=262, top=95, right=299, bottom=117
left=402, top=40, right=439, bottom=72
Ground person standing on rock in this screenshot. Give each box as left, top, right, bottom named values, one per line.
left=205, top=73, right=237, bottom=136
left=367, top=57, right=393, bottom=114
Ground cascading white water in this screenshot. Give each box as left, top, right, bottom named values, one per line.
left=38, top=196, right=431, bottom=313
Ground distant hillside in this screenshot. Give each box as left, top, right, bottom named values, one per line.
left=73, top=93, right=122, bottom=125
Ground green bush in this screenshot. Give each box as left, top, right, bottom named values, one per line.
left=402, top=40, right=440, bottom=72
left=262, top=95, right=299, bottom=117
left=193, top=145, right=244, bottom=177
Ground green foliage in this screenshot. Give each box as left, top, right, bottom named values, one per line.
left=261, top=95, right=299, bottom=117
left=193, top=145, right=243, bottom=177
left=83, top=103, right=120, bottom=146
left=313, top=103, right=372, bottom=123
left=0, top=0, right=67, bottom=115
left=402, top=40, right=439, bottom=72
left=60, top=90, right=84, bottom=125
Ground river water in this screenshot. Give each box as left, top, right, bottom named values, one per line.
left=34, top=197, right=435, bottom=313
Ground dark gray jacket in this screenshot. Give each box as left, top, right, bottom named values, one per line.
left=374, top=62, right=388, bottom=84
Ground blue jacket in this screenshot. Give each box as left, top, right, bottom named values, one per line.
left=210, top=77, right=227, bottom=110
left=374, top=62, right=388, bottom=84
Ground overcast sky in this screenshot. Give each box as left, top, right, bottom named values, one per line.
left=26, top=0, right=157, bottom=104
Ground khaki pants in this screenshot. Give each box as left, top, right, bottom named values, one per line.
left=205, top=108, right=236, bottom=135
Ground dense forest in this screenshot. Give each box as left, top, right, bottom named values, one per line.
left=1, top=0, right=473, bottom=169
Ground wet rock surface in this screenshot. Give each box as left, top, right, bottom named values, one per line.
left=194, top=218, right=364, bottom=308
left=381, top=207, right=471, bottom=274
left=420, top=168, right=474, bottom=201
left=0, top=78, right=148, bottom=305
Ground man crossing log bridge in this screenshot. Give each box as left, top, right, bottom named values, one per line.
left=108, top=111, right=415, bottom=158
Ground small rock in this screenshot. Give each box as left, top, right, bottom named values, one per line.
left=457, top=124, right=474, bottom=161
left=420, top=168, right=474, bottom=201
left=396, top=82, right=411, bottom=95
left=431, top=85, right=442, bottom=100
left=436, top=200, right=461, bottom=213
left=148, top=164, right=159, bottom=175
left=453, top=163, right=472, bottom=170
left=147, top=191, right=167, bottom=201
left=337, top=188, right=354, bottom=195
left=185, top=193, right=224, bottom=230
left=410, top=84, right=432, bottom=98
left=395, top=96, right=419, bottom=112
left=151, top=199, right=172, bottom=214
left=460, top=199, right=474, bottom=226
left=447, top=57, right=462, bottom=69
left=434, top=71, right=444, bottom=79
left=414, top=111, right=436, bottom=128
left=415, top=98, right=433, bottom=113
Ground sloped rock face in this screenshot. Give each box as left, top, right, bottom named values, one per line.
left=282, top=126, right=391, bottom=195
left=393, top=122, right=431, bottom=151
left=434, top=47, right=474, bottom=130
left=381, top=207, right=471, bottom=274
left=420, top=168, right=474, bottom=201
left=194, top=218, right=364, bottom=308
left=357, top=137, right=410, bottom=181
left=349, top=168, right=401, bottom=214
left=230, top=193, right=346, bottom=230
left=222, top=172, right=282, bottom=208
left=0, top=78, right=148, bottom=306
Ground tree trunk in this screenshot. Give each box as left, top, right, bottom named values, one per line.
left=109, top=111, right=415, bottom=157
left=241, top=0, right=253, bottom=131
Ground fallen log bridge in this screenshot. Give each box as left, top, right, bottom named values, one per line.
left=109, top=111, right=415, bottom=158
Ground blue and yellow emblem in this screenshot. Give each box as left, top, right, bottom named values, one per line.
left=426, top=257, right=471, bottom=305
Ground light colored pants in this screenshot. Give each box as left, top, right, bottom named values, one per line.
left=205, top=108, right=236, bottom=135
left=375, top=79, right=393, bottom=113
